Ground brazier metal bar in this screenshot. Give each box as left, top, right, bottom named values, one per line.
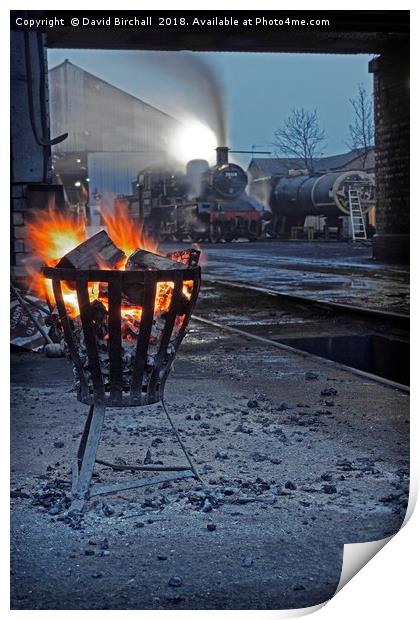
left=89, top=470, right=195, bottom=498
left=162, top=399, right=203, bottom=483
left=130, top=272, right=156, bottom=405
left=160, top=273, right=201, bottom=388
left=76, top=274, right=105, bottom=403
left=70, top=400, right=106, bottom=513
left=95, top=458, right=191, bottom=472
left=108, top=278, right=123, bottom=406
left=149, top=274, right=183, bottom=399
left=52, top=277, right=89, bottom=401
left=72, top=403, right=94, bottom=496
left=77, top=404, right=94, bottom=471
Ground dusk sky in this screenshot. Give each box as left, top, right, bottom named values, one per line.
left=48, top=49, right=374, bottom=168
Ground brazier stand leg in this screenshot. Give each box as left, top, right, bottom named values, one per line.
left=69, top=400, right=202, bottom=513
left=70, top=402, right=106, bottom=514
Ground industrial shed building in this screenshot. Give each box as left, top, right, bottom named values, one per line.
left=48, top=60, right=179, bottom=206
left=247, top=148, right=375, bottom=183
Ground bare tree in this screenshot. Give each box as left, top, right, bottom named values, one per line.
left=273, top=108, right=327, bottom=173
left=346, top=84, right=374, bottom=168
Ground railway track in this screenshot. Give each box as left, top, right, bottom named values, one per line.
left=205, top=278, right=409, bottom=324
left=192, top=278, right=410, bottom=392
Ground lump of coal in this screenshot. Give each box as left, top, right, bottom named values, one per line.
left=167, top=248, right=201, bottom=267
left=168, top=575, right=183, bottom=587
left=247, top=399, right=259, bottom=409
left=242, top=557, right=253, bottom=568
left=57, top=230, right=126, bottom=270
left=321, top=387, right=338, bottom=397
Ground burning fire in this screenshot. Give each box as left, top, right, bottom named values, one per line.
left=26, top=206, right=86, bottom=265
left=26, top=202, right=193, bottom=325
left=101, top=198, right=157, bottom=264
left=26, top=206, right=87, bottom=317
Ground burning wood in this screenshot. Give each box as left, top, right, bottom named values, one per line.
left=126, top=249, right=186, bottom=271
left=57, top=230, right=126, bottom=270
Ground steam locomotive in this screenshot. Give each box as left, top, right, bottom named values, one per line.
left=251, top=169, right=375, bottom=238
left=136, top=147, right=270, bottom=243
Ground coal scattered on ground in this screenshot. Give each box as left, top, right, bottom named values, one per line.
left=10, top=322, right=409, bottom=610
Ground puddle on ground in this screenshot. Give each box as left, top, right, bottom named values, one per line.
left=276, top=334, right=409, bottom=386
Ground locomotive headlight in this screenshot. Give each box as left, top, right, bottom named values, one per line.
left=171, top=121, right=217, bottom=164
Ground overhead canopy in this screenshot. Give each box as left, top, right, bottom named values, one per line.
left=12, top=11, right=409, bottom=54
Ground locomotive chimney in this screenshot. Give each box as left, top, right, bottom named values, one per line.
left=216, top=146, right=229, bottom=165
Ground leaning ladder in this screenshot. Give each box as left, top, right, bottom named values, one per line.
left=348, top=188, right=367, bottom=241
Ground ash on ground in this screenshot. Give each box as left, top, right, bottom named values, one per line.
left=11, top=321, right=409, bottom=610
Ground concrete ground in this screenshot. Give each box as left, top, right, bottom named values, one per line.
left=163, top=240, right=409, bottom=314
left=11, top=320, right=409, bottom=610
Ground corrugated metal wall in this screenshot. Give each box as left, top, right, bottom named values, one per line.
left=87, top=151, right=163, bottom=199
left=49, top=60, right=178, bottom=154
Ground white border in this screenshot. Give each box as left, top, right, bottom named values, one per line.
left=3, top=2, right=417, bottom=618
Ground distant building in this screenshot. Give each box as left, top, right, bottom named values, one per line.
left=48, top=60, right=179, bottom=208
left=247, top=148, right=375, bottom=183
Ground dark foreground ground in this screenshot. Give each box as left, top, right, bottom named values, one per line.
left=11, top=319, right=409, bottom=610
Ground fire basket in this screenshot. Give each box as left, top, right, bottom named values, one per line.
left=43, top=255, right=201, bottom=513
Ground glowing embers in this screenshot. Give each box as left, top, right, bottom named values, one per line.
left=70, top=279, right=188, bottom=395
left=48, top=246, right=199, bottom=404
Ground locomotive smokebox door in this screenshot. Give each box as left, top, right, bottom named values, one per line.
left=212, top=164, right=248, bottom=198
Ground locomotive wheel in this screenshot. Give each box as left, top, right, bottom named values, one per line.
left=248, top=223, right=261, bottom=241
left=209, top=224, right=222, bottom=244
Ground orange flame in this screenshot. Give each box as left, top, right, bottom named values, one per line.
left=26, top=206, right=86, bottom=266
left=25, top=201, right=192, bottom=326
left=25, top=207, right=87, bottom=315
left=102, top=198, right=157, bottom=262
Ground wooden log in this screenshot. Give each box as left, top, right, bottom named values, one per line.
left=57, top=230, right=126, bottom=270
left=126, top=249, right=187, bottom=271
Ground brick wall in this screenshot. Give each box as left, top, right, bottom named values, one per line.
left=11, top=31, right=51, bottom=277
left=369, top=48, right=410, bottom=239
left=11, top=184, right=29, bottom=272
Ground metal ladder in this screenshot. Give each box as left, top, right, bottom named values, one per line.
left=348, top=188, right=367, bottom=241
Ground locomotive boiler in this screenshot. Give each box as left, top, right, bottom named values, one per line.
left=267, top=170, right=375, bottom=237
left=137, top=147, right=270, bottom=243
